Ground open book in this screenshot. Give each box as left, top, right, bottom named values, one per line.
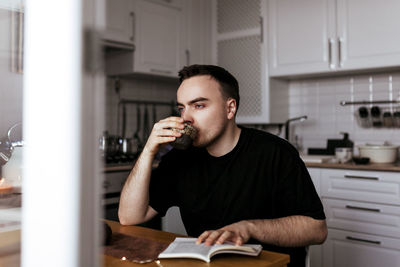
left=158, top=237, right=262, bottom=262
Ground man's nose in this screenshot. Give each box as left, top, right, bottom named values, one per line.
left=181, top=109, right=193, bottom=124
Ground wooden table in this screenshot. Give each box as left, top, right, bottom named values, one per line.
left=104, top=220, right=290, bottom=267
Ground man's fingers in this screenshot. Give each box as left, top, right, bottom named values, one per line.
left=204, top=230, right=223, bottom=246
left=155, top=129, right=182, bottom=137
left=196, top=231, right=211, bottom=244
left=216, top=231, right=232, bottom=245
left=234, top=236, right=243, bottom=246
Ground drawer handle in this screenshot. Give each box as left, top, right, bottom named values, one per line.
left=345, top=205, right=380, bottom=213
left=346, top=236, right=381, bottom=245
left=344, top=175, right=379, bottom=180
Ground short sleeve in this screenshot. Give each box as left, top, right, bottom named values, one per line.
left=276, top=152, right=326, bottom=220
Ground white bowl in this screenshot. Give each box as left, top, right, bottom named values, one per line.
left=358, top=145, right=398, bottom=163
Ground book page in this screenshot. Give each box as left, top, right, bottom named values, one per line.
left=159, top=237, right=263, bottom=262
left=165, top=238, right=211, bottom=256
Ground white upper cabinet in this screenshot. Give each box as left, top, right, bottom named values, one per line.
left=184, top=0, right=212, bottom=65
left=336, top=0, right=400, bottom=71
left=105, top=0, right=185, bottom=78
left=268, top=0, right=335, bottom=76
left=268, top=0, right=400, bottom=77
left=134, top=0, right=185, bottom=77
left=103, top=0, right=135, bottom=47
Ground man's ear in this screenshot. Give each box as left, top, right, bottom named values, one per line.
left=226, top=98, right=237, bottom=119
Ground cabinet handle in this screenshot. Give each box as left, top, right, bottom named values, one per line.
left=185, top=49, right=190, bottom=66
left=130, top=12, right=135, bottom=42
left=260, top=16, right=264, bottom=43
left=328, top=38, right=335, bottom=69
left=344, top=175, right=379, bottom=180
left=345, top=205, right=380, bottom=213
left=346, top=236, right=381, bottom=245
left=150, top=69, right=172, bottom=75
left=338, top=37, right=343, bottom=67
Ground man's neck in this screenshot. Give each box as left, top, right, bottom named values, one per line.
left=206, top=123, right=241, bottom=157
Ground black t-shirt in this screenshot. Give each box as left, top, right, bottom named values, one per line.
left=149, top=126, right=325, bottom=267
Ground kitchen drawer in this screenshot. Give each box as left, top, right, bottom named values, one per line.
left=321, top=169, right=400, bottom=205
left=323, top=198, right=400, bottom=238
left=323, top=228, right=400, bottom=267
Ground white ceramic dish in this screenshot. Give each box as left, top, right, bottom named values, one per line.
left=358, top=145, right=398, bottom=163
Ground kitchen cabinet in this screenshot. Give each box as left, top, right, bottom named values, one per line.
left=103, top=0, right=135, bottom=48
left=212, top=0, right=270, bottom=123
left=319, top=168, right=400, bottom=267
left=268, top=0, right=400, bottom=77
left=184, top=0, right=212, bottom=65
left=105, top=0, right=186, bottom=78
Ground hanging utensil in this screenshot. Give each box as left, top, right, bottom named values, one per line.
left=133, top=104, right=142, bottom=153
left=152, top=104, right=157, bottom=126
left=121, top=103, right=127, bottom=138
left=143, top=104, right=150, bottom=143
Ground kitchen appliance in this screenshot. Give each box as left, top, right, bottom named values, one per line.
left=0, top=123, right=24, bottom=193
left=0, top=123, right=24, bottom=166
left=358, top=144, right=398, bottom=163
left=308, top=132, right=354, bottom=155
left=335, top=147, right=352, bottom=163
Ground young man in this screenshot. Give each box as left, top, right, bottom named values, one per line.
left=119, top=65, right=327, bottom=267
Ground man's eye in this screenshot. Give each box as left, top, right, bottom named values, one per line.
left=195, top=104, right=204, bottom=109
left=177, top=107, right=184, bottom=113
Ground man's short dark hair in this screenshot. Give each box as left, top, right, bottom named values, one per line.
left=178, top=64, right=240, bottom=111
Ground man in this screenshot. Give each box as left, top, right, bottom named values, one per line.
left=119, top=64, right=327, bottom=267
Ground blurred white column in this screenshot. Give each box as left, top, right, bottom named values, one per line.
left=22, top=0, right=104, bottom=266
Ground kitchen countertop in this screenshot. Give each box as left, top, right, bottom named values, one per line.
left=106, top=160, right=400, bottom=173
left=305, top=161, right=400, bottom=172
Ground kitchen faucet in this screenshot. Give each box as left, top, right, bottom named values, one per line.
left=284, top=115, right=308, bottom=142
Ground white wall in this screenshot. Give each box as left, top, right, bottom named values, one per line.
left=287, top=72, right=400, bottom=154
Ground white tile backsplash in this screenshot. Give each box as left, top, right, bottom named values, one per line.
left=288, top=72, right=400, bottom=154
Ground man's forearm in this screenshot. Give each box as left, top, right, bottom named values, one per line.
left=118, top=148, right=155, bottom=225
left=247, top=216, right=327, bottom=247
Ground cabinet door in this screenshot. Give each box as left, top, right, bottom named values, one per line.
left=268, top=0, right=336, bottom=77
left=134, top=0, right=184, bottom=77
left=336, top=0, right=400, bottom=70
left=104, top=0, right=134, bottom=45
left=184, top=0, right=212, bottom=65
left=323, top=228, right=400, bottom=267
left=214, top=0, right=269, bottom=123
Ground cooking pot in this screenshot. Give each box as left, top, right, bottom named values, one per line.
left=358, top=144, right=398, bottom=163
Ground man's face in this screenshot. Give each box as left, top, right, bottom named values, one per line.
left=177, top=75, right=230, bottom=148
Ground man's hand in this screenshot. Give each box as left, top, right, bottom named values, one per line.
left=143, top=116, right=184, bottom=156
left=196, top=221, right=254, bottom=246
